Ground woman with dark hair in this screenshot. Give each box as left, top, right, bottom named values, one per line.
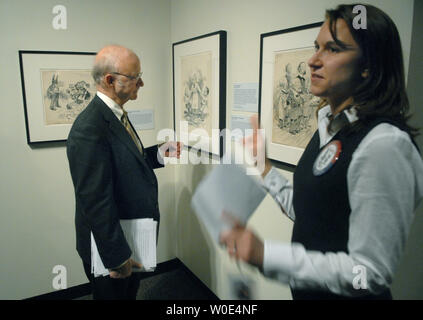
left=320, top=4, right=416, bottom=137
left=220, top=4, right=423, bottom=300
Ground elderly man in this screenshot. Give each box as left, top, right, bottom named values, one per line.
left=67, top=45, right=181, bottom=300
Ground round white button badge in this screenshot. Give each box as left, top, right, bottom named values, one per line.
left=312, top=140, right=342, bottom=176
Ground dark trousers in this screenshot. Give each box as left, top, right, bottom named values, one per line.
left=83, top=262, right=142, bottom=300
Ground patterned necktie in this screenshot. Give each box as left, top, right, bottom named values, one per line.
left=121, top=110, right=144, bottom=155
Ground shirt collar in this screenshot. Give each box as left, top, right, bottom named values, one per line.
left=317, top=105, right=359, bottom=148
left=96, top=91, right=124, bottom=121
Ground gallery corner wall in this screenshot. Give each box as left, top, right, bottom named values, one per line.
left=390, top=0, right=423, bottom=299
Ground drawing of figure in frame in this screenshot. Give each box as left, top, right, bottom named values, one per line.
left=180, top=51, right=213, bottom=137
left=272, top=47, right=320, bottom=149
left=41, top=69, right=96, bottom=126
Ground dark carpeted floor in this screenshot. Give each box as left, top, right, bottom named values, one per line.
left=137, top=268, right=216, bottom=300
left=76, top=264, right=218, bottom=300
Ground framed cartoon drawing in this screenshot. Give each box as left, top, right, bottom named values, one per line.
left=259, top=22, right=323, bottom=165
left=173, top=31, right=227, bottom=157
left=19, top=50, right=96, bottom=145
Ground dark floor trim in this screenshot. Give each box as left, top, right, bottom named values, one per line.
left=25, top=283, right=92, bottom=300
left=26, top=258, right=218, bottom=300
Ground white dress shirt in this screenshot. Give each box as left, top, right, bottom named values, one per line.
left=262, top=105, right=423, bottom=297
left=97, top=91, right=124, bottom=121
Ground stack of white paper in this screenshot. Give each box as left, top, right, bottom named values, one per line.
left=191, top=161, right=266, bottom=244
left=91, top=218, right=157, bottom=277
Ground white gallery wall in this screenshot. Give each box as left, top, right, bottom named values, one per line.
left=0, top=0, right=421, bottom=300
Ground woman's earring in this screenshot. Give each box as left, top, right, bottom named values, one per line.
left=362, top=69, right=369, bottom=78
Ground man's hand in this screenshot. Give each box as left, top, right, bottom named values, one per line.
left=109, top=258, right=142, bottom=279
left=159, top=141, right=183, bottom=158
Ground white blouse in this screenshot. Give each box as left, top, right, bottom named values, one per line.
left=262, top=105, right=423, bottom=297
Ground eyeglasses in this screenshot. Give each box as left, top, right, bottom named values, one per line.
left=111, top=72, right=143, bottom=81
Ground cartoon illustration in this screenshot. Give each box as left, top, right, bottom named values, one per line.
left=46, top=74, right=67, bottom=110
left=183, top=69, right=210, bottom=127
left=66, top=80, right=92, bottom=109
left=42, top=70, right=96, bottom=125
left=272, top=48, right=320, bottom=149
left=275, top=61, right=319, bottom=135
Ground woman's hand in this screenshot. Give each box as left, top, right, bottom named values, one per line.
left=219, top=212, right=264, bottom=269
left=242, top=115, right=272, bottom=177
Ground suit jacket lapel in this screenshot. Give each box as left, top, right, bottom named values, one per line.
left=109, top=118, right=146, bottom=164
left=95, top=96, right=153, bottom=173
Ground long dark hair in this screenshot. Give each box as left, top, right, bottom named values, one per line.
left=320, top=4, right=418, bottom=137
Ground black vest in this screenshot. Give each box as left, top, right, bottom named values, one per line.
left=290, top=118, right=407, bottom=300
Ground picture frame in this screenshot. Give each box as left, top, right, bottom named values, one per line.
left=258, top=22, right=323, bottom=166
left=19, top=50, right=96, bottom=145
left=172, top=31, right=227, bottom=157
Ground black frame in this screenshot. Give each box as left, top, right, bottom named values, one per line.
left=172, top=31, right=227, bottom=157
left=258, top=22, right=323, bottom=166
left=19, top=50, right=96, bottom=145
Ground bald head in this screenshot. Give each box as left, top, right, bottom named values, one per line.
left=92, top=45, right=140, bottom=87
left=92, top=45, right=143, bottom=106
